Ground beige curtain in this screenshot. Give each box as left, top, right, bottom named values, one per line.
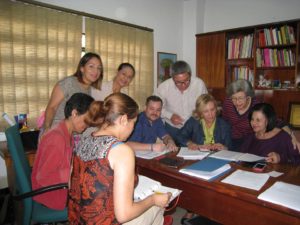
left=85, top=18, right=154, bottom=108
left=0, top=0, right=82, bottom=130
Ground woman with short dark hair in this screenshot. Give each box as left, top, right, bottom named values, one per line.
left=240, top=103, right=300, bottom=164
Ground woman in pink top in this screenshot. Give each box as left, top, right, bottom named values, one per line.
left=31, top=93, right=94, bottom=210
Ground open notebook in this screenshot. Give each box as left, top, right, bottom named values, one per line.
left=135, top=150, right=170, bottom=159
left=209, top=150, right=265, bottom=162
left=134, top=175, right=182, bottom=203
left=177, top=147, right=211, bottom=160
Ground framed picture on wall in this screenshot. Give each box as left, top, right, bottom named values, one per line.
left=157, top=52, right=177, bottom=86
left=288, top=102, right=300, bottom=129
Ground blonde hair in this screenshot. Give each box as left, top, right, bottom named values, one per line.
left=85, top=93, right=139, bottom=128
left=192, top=94, right=218, bottom=120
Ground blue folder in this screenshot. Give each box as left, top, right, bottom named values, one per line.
left=184, top=157, right=230, bottom=172
left=180, top=157, right=232, bottom=181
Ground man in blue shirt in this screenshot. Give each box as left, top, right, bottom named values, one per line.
left=127, top=95, right=178, bottom=152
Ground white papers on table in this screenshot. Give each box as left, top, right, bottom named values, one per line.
left=258, top=181, right=300, bottom=211
left=209, top=150, right=265, bottom=162
left=221, top=169, right=269, bottom=191
left=134, top=175, right=182, bottom=203
left=135, top=150, right=169, bottom=159
left=177, top=147, right=210, bottom=160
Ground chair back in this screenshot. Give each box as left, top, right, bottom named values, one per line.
left=5, top=124, right=33, bottom=224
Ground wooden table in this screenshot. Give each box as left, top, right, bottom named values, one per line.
left=136, top=153, right=300, bottom=225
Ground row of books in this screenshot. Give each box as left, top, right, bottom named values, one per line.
left=227, top=34, right=253, bottom=59
left=257, top=25, right=296, bottom=47
left=230, top=66, right=254, bottom=86
left=256, top=48, right=295, bottom=67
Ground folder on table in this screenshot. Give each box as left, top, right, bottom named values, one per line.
left=179, top=157, right=231, bottom=181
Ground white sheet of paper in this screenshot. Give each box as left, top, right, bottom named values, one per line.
left=258, top=181, right=300, bottom=211
left=268, top=171, right=283, bottom=178
left=221, top=169, right=269, bottom=190
left=135, top=150, right=169, bottom=159
left=177, top=147, right=210, bottom=160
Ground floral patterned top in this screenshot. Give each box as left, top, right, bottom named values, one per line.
left=68, top=135, right=121, bottom=225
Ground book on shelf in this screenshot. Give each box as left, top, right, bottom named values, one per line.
left=179, top=157, right=231, bottom=181
left=177, top=147, right=211, bottom=160
left=258, top=181, right=300, bottom=212
left=135, top=149, right=170, bottom=159
left=221, top=169, right=269, bottom=191
left=134, top=175, right=182, bottom=203
left=209, top=150, right=265, bottom=162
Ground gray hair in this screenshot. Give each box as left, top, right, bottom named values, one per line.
left=171, top=60, right=191, bottom=77
left=226, top=79, right=254, bottom=97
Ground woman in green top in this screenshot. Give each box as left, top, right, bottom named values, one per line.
left=177, top=94, right=232, bottom=150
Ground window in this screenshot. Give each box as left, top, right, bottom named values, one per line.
left=0, top=0, right=153, bottom=130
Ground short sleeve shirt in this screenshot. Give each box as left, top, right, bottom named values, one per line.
left=128, top=112, right=167, bottom=143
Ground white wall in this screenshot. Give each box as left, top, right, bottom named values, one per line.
left=36, top=0, right=184, bottom=90
left=36, top=0, right=300, bottom=89
left=203, top=0, right=300, bottom=33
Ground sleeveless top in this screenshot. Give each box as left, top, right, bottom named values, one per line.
left=52, top=76, right=91, bottom=127
left=68, top=135, right=121, bottom=225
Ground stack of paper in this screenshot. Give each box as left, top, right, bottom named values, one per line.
left=135, top=150, right=170, bottom=159
left=221, top=169, right=269, bottom=191
left=209, top=150, right=265, bottom=162
left=177, top=147, right=210, bottom=160
left=258, top=181, right=300, bottom=211
left=134, top=175, right=182, bottom=203
left=179, top=157, right=231, bottom=181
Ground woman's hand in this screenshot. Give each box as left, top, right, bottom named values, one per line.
left=152, top=192, right=171, bottom=208
left=187, top=142, right=198, bottom=150
left=266, top=152, right=280, bottom=164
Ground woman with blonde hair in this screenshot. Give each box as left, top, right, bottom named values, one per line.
left=177, top=93, right=232, bottom=150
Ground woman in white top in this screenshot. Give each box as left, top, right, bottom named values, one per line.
left=92, top=63, right=135, bottom=101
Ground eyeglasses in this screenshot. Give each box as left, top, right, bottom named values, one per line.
left=231, top=96, right=247, bottom=102
left=173, top=78, right=191, bottom=86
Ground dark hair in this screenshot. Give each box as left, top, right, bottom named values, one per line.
left=85, top=93, right=139, bottom=127
left=146, top=95, right=162, bottom=106
left=118, top=63, right=136, bottom=77
left=64, top=93, right=94, bottom=118
left=248, top=103, right=277, bottom=132
left=226, top=79, right=254, bottom=97
left=171, top=60, right=191, bottom=77
left=73, top=52, right=103, bottom=89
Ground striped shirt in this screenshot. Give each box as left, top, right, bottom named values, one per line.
left=222, top=97, right=259, bottom=140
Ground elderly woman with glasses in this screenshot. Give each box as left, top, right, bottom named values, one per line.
left=222, top=79, right=299, bottom=152
left=222, top=79, right=259, bottom=151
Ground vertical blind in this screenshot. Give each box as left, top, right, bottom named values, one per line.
left=0, top=0, right=82, bottom=129
left=0, top=0, right=154, bottom=130
left=85, top=18, right=154, bottom=108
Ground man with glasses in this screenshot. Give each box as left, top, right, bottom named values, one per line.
left=155, top=60, right=207, bottom=143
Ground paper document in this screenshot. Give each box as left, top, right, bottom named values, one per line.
left=135, top=150, right=169, bottom=159
left=177, top=147, right=210, bottom=160
left=258, top=181, right=300, bottom=211
left=221, top=169, right=269, bottom=190
left=209, top=150, right=265, bottom=162
left=134, top=175, right=182, bottom=203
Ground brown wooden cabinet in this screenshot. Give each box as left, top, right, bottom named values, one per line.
left=197, top=19, right=300, bottom=89
left=196, top=19, right=300, bottom=122
left=196, top=32, right=225, bottom=88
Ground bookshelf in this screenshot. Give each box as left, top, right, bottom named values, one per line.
left=196, top=19, right=300, bottom=90
left=196, top=19, right=300, bottom=121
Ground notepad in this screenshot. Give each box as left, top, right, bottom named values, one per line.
left=209, top=150, right=265, bottom=162
left=135, top=150, right=170, bottom=159
left=258, top=181, right=300, bottom=211
left=221, top=169, right=269, bottom=191
left=177, top=147, right=211, bottom=160
left=134, top=175, right=182, bottom=203
left=179, top=157, right=231, bottom=181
